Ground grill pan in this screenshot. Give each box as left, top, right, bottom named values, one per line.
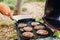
left=14, top=18, right=57, bottom=40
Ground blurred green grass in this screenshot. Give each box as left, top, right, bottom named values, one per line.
left=0, top=0, right=45, bottom=10
left=23, top=0, right=45, bottom=3
left=0, top=0, right=16, bottom=10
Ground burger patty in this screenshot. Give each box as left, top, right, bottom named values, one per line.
left=34, top=25, right=45, bottom=30
left=23, top=27, right=33, bottom=32
left=22, top=32, right=35, bottom=38
left=36, top=30, right=48, bottom=35
left=18, top=23, right=27, bottom=28
left=31, top=22, right=40, bottom=26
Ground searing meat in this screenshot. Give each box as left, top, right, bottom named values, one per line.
left=22, top=32, right=35, bottom=38
left=34, top=25, right=45, bottom=30
left=18, top=23, right=27, bottom=28
left=31, top=22, right=39, bottom=26
left=23, top=27, right=33, bottom=32
left=36, top=30, right=48, bottom=35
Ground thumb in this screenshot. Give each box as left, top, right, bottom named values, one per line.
left=8, top=12, right=13, bottom=19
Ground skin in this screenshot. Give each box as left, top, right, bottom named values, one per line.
left=0, top=3, right=13, bottom=19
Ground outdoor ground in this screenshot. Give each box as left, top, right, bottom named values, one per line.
left=21, top=2, right=45, bottom=19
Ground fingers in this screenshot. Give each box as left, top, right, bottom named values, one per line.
left=8, top=12, right=13, bottom=19
left=0, top=3, right=9, bottom=15
left=10, top=15, right=13, bottom=19
left=0, top=3, right=13, bottom=19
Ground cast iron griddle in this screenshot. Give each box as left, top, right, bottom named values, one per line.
left=15, top=18, right=57, bottom=40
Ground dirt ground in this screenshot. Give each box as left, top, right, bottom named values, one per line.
left=21, top=2, right=45, bottom=19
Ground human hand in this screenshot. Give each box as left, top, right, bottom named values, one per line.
left=0, top=3, right=13, bottom=19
